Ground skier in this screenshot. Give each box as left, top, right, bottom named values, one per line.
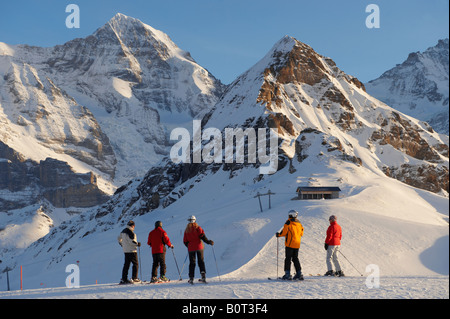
left=324, top=215, right=344, bottom=277
left=183, top=215, right=214, bottom=284
left=147, top=221, right=174, bottom=283
left=276, top=210, right=304, bottom=280
left=118, top=220, right=141, bottom=284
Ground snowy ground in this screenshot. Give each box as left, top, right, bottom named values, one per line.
left=1, top=275, right=448, bottom=299
left=1, top=150, right=448, bottom=301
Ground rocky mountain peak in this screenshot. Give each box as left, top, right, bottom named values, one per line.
left=365, top=38, right=449, bottom=135
left=205, top=36, right=448, bottom=196
left=262, top=36, right=365, bottom=89
left=94, top=13, right=183, bottom=62
left=266, top=36, right=330, bottom=86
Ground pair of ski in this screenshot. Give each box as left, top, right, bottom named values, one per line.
left=188, top=279, right=208, bottom=285
left=268, top=277, right=304, bottom=281
left=119, top=279, right=171, bottom=285
left=149, top=279, right=171, bottom=284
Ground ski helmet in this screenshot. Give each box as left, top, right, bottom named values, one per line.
left=288, top=210, right=298, bottom=218
left=187, top=215, right=196, bottom=223
left=155, top=221, right=162, bottom=228
left=329, top=215, right=337, bottom=222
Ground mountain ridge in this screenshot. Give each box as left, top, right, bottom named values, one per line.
left=366, top=38, right=449, bottom=135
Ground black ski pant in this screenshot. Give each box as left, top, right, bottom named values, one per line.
left=152, top=253, right=166, bottom=277
left=189, top=249, right=206, bottom=279
left=284, top=247, right=301, bottom=274
left=122, top=252, right=139, bottom=281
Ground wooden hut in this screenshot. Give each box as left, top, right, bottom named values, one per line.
left=296, top=187, right=341, bottom=200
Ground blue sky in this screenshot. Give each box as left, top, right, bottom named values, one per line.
left=0, top=0, right=448, bottom=84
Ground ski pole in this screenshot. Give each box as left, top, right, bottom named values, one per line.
left=339, top=250, right=363, bottom=276
left=171, top=247, right=182, bottom=281
left=276, top=236, right=279, bottom=279
left=211, top=245, right=221, bottom=282
left=138, top=245, right=143, bottom=281
left=180, top=252, right=189, bottom=277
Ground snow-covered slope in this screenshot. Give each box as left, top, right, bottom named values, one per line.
left=0, top=145, right=448, bottom=297
left=366, top=39, right=449, bottom=135
left=1, top=36, right=447, bottom=299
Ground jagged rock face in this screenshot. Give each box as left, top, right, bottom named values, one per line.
left=383, top=164, right=449, bottom=194
left=42, top=183, right=108, bottom=208
left=370, top=112, right=444, bottom=162
left=366, top=39, right=449, bottom=135
left=294, top=128, right=363, bottom=167
left=0, top=142, right=109, bottom=209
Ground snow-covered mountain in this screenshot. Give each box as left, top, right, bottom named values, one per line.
left=0, top=13, right=224, bottom=208
left=366, top=39, right=449, bottom=135
left=204, top=36, right=448, bottom=194
left=1, top=35, right=447, bottom=294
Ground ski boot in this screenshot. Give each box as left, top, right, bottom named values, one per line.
left=335, top=270, right=345, bottom=277
left=324, top=270, right=336, bottom=276
left=198, top=272, right=207, bottom=283
left=188, top=277, right=194, bottom=285
left=293, top=272, right=304, bottom=281
left=281, top=271, right=292, bottom=280
left=160, top=275, right=170, bottom=282
left=150, top=276, right=159, bottom=283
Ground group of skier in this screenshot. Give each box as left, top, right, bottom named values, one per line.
left=117, top=210, right=343, bottom=284
left=275, top=210, right=344, bottom=281
left=117, top=215, right=214, bottom=284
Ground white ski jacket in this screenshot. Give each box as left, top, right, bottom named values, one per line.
left=118, top=226, right=138, bottom=253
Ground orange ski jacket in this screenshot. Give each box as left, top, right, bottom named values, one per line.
left=278, top=218, right=304, bottom=249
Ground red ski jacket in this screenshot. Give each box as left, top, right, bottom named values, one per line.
left=147, top=227, right=172, bottom=254
left=325, top=221, right=342, bottom=246
left=183, top=225, right=206, bottom=252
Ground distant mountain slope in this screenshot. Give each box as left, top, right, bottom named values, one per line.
left=0, top=13, right=224, bottom=189
left=0, top=13, right=224, bottom=214
left=366, top=39, right=449, bottom=135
